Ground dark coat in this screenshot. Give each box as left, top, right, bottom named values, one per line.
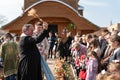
left=64, top=36, right=73, bottom=56
left=47, top=36, right=55, bottom=49
left=109, top=48, right=120, bottom=62
left=17, top=30, right=49, bottom=80
left=56, top=41, right=65, bottom=58
left=99, top=38, right=108, bottom=59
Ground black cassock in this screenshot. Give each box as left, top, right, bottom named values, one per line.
left=17, top=30, right=49, bottom=80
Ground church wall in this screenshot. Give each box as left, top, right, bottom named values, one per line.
left=24, top=0, right=79, bottom=10
left=2, top=1, right=99, bottom=37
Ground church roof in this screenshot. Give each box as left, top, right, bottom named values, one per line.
left=24, top=0, right=82, bottom=17
left=1, top=0, right=99, bottom=29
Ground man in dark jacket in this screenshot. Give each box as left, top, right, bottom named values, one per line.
left=64, top=32, right=73, bottom=61
left=17, top=23, right=49, bottom=80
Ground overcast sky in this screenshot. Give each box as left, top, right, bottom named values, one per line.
left=0, top=0, right=120, bottom=27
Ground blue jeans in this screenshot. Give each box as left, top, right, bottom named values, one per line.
left=5, top=74, right=16, bottom=80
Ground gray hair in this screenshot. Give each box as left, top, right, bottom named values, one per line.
left=22, top=24, right=33, bottom=33
left=73, top=42, right=80, bottom=48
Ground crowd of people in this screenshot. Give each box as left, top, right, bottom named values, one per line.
left=0, top=21, right=120, bottom=80
left=69, top=29, right=120, bottom=80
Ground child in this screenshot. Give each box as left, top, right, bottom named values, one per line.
left=86, top=51, right=100, bottom=80
left=74, top=55, right=80, bottom=77
left=79, top=54, right=87, bottom=80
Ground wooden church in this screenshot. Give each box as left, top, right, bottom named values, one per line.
left=1, top=0, right=100, bottom=37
